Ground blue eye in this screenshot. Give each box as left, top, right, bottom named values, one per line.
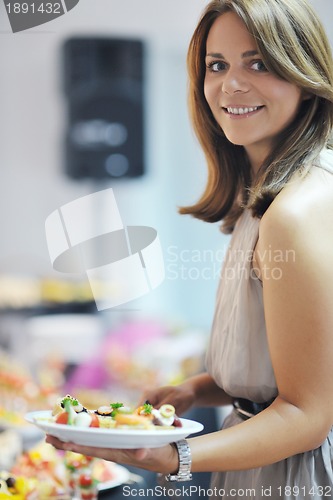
left=251, top=60, right=268, bottom=72
left=207, top=61, right=227, bottom=72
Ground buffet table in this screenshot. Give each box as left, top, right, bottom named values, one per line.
left=0, top=296, right=215, bottom=500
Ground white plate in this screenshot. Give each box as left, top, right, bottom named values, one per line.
left=25, top=411, right=204, bottom=449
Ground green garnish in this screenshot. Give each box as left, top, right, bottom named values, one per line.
left=110, top=402, right=124, bottom=418
left=110, top=403, right=124, bottom=417
left=61, top=395, right=79, bottom=425
left=142, top=403, right=153, bottom=415
left=110, top=402, right=124, bottom=409
left=61, top=395, right=79, bottom=406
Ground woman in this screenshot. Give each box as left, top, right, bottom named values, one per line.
left=47, top=0, right=333, bottom=498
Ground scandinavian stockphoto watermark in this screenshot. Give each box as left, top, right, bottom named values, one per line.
left=165, top=245, right=296, bottom=282
left=2, top=0, right=80, bottom=33
left=45, top=188, right=165, bottom=311
left=166, top=245, right=227, bottom=281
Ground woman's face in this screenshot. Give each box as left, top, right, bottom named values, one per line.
left=204, top=11, right=304, bottom=171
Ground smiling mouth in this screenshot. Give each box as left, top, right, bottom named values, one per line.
left=223, top=106, right=264, bottom=115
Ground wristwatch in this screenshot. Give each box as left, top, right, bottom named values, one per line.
left=165, top=439, right=192, bottom=482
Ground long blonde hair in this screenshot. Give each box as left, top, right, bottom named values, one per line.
left=180, top=0, right=333, bottom=233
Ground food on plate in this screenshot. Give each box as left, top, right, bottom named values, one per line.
left=51, top=394, right=182, bottom=430
left=52, top=394, right=87, bottom=416
left=113, top=402, right=182, bottom=428
left=52, top=395, right=100, bottom=428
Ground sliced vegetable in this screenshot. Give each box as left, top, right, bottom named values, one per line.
left=89, top=413, right=100, bottom=428
left=55, top=412, right=69, bottom=425
left=159, top=404, right=175, bottom=418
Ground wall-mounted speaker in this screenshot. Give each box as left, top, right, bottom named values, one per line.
left=62, top=37, right=145, bottom=180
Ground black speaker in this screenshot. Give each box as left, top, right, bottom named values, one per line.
left=62, top=37, right=145, bottom=180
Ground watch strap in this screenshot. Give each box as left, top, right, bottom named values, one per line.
left=165, top=439, right=192, bottom=482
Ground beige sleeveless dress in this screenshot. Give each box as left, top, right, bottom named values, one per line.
left=205, top=149, right=333, bottom=499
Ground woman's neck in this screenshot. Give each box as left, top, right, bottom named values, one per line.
left=245, top=144, right=271, bottom=176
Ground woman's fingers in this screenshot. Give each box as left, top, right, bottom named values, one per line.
left=45, top=434, right=149, bottom=463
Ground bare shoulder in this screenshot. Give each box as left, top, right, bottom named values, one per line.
left=255, top=156, right=333, bottom=423
left=259, top=164, right=333, bottom=249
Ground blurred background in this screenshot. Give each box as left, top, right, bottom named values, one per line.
left=0, top=0, right=226, bottom=407
left=0, top=0, right=332, bottom=496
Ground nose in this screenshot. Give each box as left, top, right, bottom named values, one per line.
left=221, top=67, right=249, bottom=94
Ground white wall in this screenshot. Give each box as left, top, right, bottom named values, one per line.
left=0, top=0, right=331, bottom=329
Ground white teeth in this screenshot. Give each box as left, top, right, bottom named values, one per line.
left=227, top=106, right=259, bottom=115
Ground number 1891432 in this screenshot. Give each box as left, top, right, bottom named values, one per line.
left=5, top=3, right=62, bottom=14
left=277, top=485, right=332, bottom=497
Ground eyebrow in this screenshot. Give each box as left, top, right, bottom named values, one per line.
left=206, top=50, right=259, bottom=59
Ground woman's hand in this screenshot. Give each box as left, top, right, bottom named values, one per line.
left=140, top=383, right=196, bottom=416
left=45, top=435, right=178, bottom=475
left=141, top=373, right=233, bottom=415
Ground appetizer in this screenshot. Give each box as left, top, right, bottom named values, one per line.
left=51, top=395, right=182, bottom=430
